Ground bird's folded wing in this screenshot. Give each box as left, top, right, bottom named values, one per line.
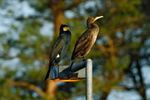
left=72, top=30, right=93, bottom=58
left=50, top=36, right=65, bottom=62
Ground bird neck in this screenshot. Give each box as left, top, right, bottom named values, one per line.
left=87, top=23, right=99, bottom=29
left=60, top=31, right=71, bottom=44
left=60, top=31, right=71, bottom=35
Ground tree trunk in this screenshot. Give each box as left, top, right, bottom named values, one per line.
left=45, top=80, right=57, bottom=100
left=45, top=2, right=65, bottom=100
left=53, top=10, right=65, bottom=37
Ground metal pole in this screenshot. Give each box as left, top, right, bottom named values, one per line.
left=86, top=59, right=93, bottom=100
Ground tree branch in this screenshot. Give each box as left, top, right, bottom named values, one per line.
left=135, top=59, right=147, bottom=100
left=127, top=58, right=138, bottom=90
left=10, top=80, right=45, bottom=97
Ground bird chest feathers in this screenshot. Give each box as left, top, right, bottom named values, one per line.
left=90, top=25, right=99, bottom=43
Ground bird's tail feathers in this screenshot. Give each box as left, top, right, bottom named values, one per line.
left=44, top=61, right=53, bottom=81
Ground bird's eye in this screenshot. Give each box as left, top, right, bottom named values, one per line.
left=63, top=27, right=69, bottom=31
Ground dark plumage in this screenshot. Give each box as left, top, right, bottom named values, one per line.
left=45, top=24, right=71, bottom=80
left=70, top=16, right=103, bottom=70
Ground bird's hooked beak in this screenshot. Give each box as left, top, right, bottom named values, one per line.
left=93, top=16, right=103, bottom=22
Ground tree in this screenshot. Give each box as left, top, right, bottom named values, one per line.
left=0, top=0, right=150, bottom=100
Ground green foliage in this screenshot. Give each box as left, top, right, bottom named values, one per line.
left=17, top=20, right=50, bottom=64
left=28, top=0, right=50, bottom=12
left=0, top=0, right=149, bottom=99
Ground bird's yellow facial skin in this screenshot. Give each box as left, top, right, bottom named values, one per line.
left=63, top=27, right=70, bottom=31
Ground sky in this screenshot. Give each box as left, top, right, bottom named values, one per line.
left=0, top=0, right=150, bottom=99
